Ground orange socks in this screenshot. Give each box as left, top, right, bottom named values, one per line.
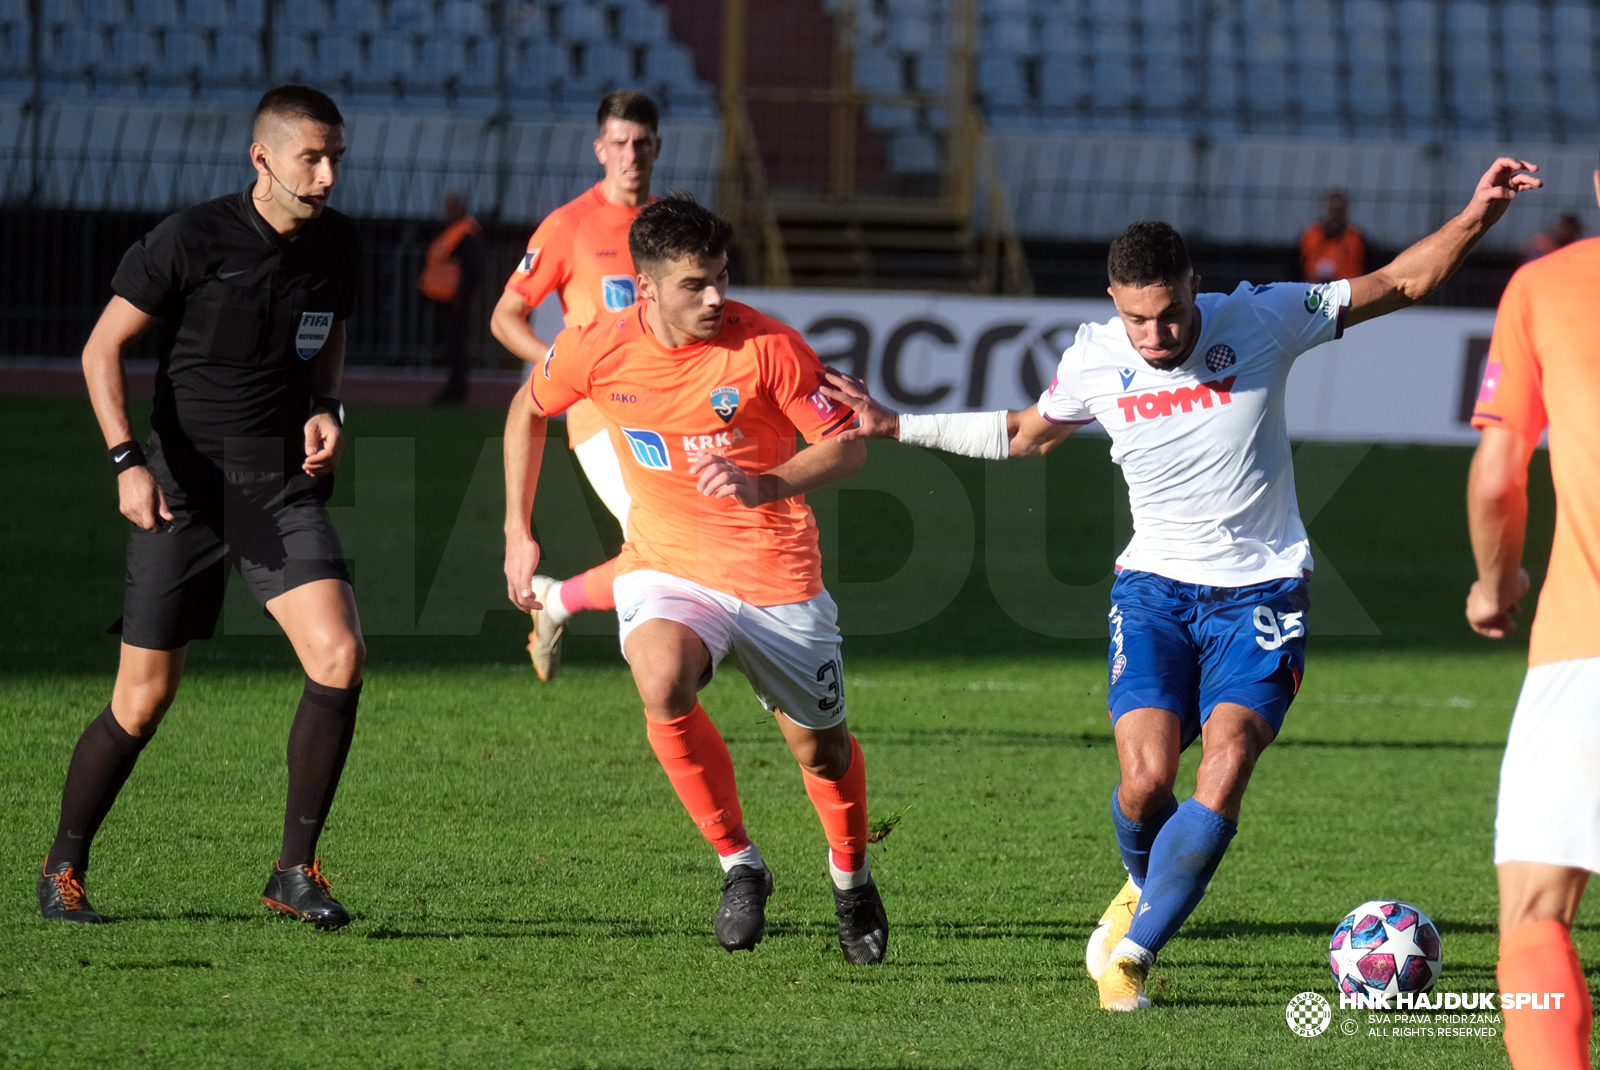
left=1500, top=920, right=1592, bottom=1070
left=645, top=704, right=750, bottom=857
left=801, top=735, right=870, bottom=877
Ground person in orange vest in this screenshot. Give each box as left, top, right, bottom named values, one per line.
left=418, top=191, right=483, bottom=405
left=1300, top=191, right=1366, bottom=283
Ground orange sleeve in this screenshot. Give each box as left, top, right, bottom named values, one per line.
left=1471, top=270, right=1547, bottom=445
left=527, top=325, right=590, bottom=418
left=766, top=327, right=858, bottom=443
left=504, top=212, right=569, bottom=307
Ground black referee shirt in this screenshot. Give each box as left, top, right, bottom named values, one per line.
left=112, top=190, right=360, bottom=498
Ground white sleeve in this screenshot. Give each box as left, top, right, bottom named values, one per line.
left=1248, top=279, right=1352, bottom=360
left=1036, top=332, right=1096, bottom=425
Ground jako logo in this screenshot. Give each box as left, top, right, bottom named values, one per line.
left=621, top=428, right=671, bottom=470
left=602, top=275, right=637, bottom=311
left=1116, top=376, right=1236, bottom=423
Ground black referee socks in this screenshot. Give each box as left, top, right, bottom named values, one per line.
left=279, top=677, right=362, bottom=870
left=48, top=706, right=154, bottom=873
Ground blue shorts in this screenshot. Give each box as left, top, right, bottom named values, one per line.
left=1107, top=569, right=1309, bottom=747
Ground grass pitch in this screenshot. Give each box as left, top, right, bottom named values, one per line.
left=0, top=394, right=1581, bottom=1069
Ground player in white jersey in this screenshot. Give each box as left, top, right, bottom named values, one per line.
left=822, top=159, right=1540, bottom=1010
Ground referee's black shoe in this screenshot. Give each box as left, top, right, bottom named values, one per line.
left=38, top=858, right=105, bottom=924
left=833, top=877, right=889, bottom=965
left=263, top=860, right=351, bottom=931
left=713, top=864, right=773, bottom=951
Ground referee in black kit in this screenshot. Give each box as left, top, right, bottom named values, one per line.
left=38, top=86, right=366, bottom=930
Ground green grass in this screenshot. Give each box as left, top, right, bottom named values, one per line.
left=0, top=394, right=1582, bottom=1068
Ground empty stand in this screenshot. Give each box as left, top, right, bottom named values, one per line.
left=0, top=0, right=715, bottom=115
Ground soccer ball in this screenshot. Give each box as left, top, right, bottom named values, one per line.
left=1329, top=900, right=1443, bottom=997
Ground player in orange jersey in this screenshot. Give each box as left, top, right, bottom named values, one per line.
left=489, top=89, right=660, bottom=681
left=502, top=195, right=889, bottom=964
left=1468, top=171, right=1600, bottom=1070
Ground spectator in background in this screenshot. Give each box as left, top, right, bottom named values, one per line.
left=1521, top=213, right=1582, bottom=262
left=418, top=191, right=484, bottom=406
left=1300, top=191, right=1366, bottom=283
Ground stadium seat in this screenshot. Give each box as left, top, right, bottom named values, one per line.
left=211, top=29, right=262, bottom=80
left=419, top=35, right=467, bottom=80
left=641, top=40, right=698, bottom=89
left=333, top=0, right=382, bottom=32
left=441, top=1, right=491, bottom=36
left=317, top=29, right=363, bottom=80
left=271, top=27, right=317, bottom=82
left=367, top=31, right=415, bottom=79
left=1038, top=52, right=1084, bottom=111
left=457, top=35, right=498, bottom=88
left=132, top=0, right=177, bottom=22
left=82, top=0, right=131, bottom=23
left=620, top=2, right=669, bottom=46
left=853, top=45, right=900, bottom=95
left=100, top=24, right=160, bottom=75
left=1444, top=1, right=1494, bottom=134
left=280, top=0, right=330, bottom=31
left=388, top=0, right=435, bottom=32
left=976, top=52, right=1028, bottom=111
left=886, top=11, right=938, bottom=53
left=983, top=12, right=1030, bottom=54
left=165, top=26, right=211, bottom=73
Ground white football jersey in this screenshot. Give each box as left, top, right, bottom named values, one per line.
left=1038, top=279, right=1351, bottom=587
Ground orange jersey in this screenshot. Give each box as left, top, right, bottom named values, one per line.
left=1300, top=223, right=1366, bottom=283
left=1472, top=237, right=1600, bottom=667
left=505, top=184, right=652, bottom=445
left=529, top=300, right=856, bottom=606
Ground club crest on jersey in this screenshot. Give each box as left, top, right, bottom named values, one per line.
left=1111, top=653, right=1128, bottom=685
left=601, top=275, right=637, bottom=311
left=519, top=249, right=539, bottom=273
left=295, top=311, right=334, bottom=360
left=1118, top=368, right=1136, bottom=390
left=709, top=385, right=740, bottom=423
left=1205, top=344, right=1237, bottom=373
left=620, top=427, right=672, bottom=471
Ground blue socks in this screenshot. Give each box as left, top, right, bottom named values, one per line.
left=1112, top=782, right=1177, bottom=888
left=1124, top=798, right=1238, bottom=957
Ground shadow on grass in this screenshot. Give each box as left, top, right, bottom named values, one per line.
left=726, top=727, right=1505, bottom=752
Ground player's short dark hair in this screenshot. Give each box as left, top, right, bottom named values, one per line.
left=598, top=89, right=659, bottom=134
left=1107, top=221, right=1192, bottom=288
left=254, top=84, right=344, bottom=139
left=629, top=193, right=733, bottom=271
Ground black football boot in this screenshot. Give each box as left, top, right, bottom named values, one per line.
left=833, top=877, right=889, bottom=964
left=713, top=864, right=774, bottom=951
left=262, top=860, right=351, bottom=931
left=38, top=858, right=105, bottom=924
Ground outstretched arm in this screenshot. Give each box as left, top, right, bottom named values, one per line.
left=1466, top=426, right=1535, bottom=638
left=819, top=371, right=1078, bottom=458
left=502, top=386, right=548, bottom=612
left=1345, top=158, right=1541, bottom=328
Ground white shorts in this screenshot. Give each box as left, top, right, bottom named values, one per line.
left=573, top=429, right=631, bottom=531
left=614, top=569, right=847, bottom=730
left=1495, top=656, right=1600, bottom=871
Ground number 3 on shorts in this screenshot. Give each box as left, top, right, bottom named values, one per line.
left=1252, top=606, right=1306, bottom=651
left=817, top=660, right=841, bottom=712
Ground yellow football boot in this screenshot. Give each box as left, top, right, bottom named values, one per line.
left=1098, top=956, right=1151, bottom=1012
left=1085, top=875, right=1141, bottom=980
left=526, top=575, right=564, bottom=681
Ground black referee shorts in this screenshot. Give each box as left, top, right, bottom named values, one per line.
left=118, top=472, right=350, bottom=651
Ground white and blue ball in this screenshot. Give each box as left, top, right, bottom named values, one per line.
left=1329, top=899, right=1443, bottom=996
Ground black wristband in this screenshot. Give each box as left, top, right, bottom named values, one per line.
left=310, top=397, right=344, bottom=427
left=108, top=440, right=146, bottom=476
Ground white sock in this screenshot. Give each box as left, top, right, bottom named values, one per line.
left=1110, top=937, right=1155, bottom=969
left=829, top=852, right=871, bottom=890
left=543, top=580, right=572, bottom=626
left=719, top=844, right=764, bottom=873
